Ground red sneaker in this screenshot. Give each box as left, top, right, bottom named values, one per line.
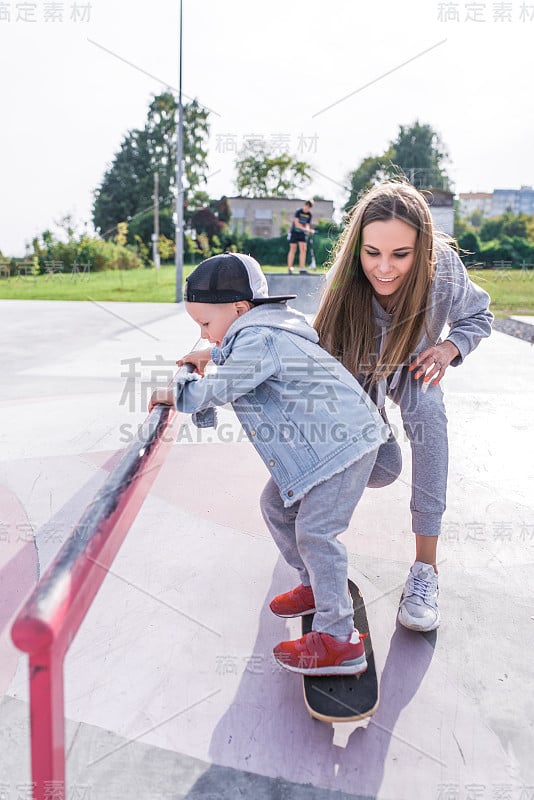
left=273, top=630, right=368, bottom=676
left=270, top=584, right=316, bottom=618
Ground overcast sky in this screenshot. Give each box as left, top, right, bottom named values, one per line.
left=1, top=0, right=533, bottom=256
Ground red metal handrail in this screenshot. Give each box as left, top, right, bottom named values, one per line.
left=11, top=377, right=186, bottom=800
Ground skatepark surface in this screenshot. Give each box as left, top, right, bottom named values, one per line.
left=1, top=298, right=533, bottom=800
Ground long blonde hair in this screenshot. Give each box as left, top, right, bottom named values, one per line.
left=315, top=181, right=437, bottom=383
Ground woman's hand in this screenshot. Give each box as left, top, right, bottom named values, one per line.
left=148, top=388, right=175, bottom=413
left=408, top=341, right=460, bottom=386
left=176, top=348, right=212, bottom=376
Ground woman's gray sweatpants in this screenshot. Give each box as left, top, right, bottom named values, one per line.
left=260, top=450, right=377, bottom=639
left=367, top=366, right=449, bottom=537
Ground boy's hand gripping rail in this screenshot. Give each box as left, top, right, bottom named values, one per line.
left=10, top=364, right=194, bottom=800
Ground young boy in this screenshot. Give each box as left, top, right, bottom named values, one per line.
left=149, top=253, right=387, bottom=676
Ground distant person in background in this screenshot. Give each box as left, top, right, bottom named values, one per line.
left=287, top=200, right=314, bottom=273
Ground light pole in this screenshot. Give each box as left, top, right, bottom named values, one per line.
left=175, top=0, right=184, bottom=302
left=153, top=172, right=160, bottom=270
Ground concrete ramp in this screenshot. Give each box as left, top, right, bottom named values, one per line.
left=265, top=271, right=325, bottom=313
left=1, top=300, right=533, bottom=799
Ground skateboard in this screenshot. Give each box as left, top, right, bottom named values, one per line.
left=301, top=579, right=378, bottom=723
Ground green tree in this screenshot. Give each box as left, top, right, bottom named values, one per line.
left=500, top=212, right=529, bottom=239
left=158, top=234, right=175, bottom=262
left=114, top=222, right=128, bottom=247
left=190, top=208, right=224, bottom=239
left=144, top=93, right=210, bottom=212
left=479, top=217, right=503, bottom=242
left=92, top=92, right=210, bottom=240
left=468, top=209, right=484, bottom=229
left=344, top=153, right=395, bottom=211
left=182, top=99, right=210, bottom=209
left=390, top=121, right=450, bottom=190
left=479, top=212, right=534, bottom=243
left=216, top=196, right=231, bottom=224
left=344, top=121, right=452, bottom=212
left=235, top=146, right=312, bottom=197
left=126, top=208, right=175, bottom=246
left=457, top=230, right=481, bottom=258
left=92, top=129, right=153, bottom=238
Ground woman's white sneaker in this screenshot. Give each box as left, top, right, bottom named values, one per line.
left=398, top=561, right=440, bottom=632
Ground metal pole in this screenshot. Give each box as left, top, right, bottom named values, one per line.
left=175, top=0, right=184, bottom=302
left=153, top=171, right=160, bottom=270
left=28, top=647, right=65, bottom=800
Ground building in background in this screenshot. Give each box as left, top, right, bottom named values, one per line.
left=425, top=189, right=455, bottom=235
left=227, top=193, right=456, bottom=238
left=492, top=186, right=534, bottom=216
left=226, top=197, right=334, bottom=239
left=459, top=192, right=493, bottom=218
left=459, top=187, right=534, bottom=219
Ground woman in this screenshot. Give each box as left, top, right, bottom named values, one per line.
left=314, top=182, right=493, bottom=632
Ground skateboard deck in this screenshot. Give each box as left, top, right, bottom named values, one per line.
left=301, top=579, right=378, bottom=723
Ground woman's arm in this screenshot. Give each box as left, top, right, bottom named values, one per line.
left=442, top=246, right=493, bottom=366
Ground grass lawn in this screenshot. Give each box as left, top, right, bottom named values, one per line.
left=0, top=264, right=533, bottom=316
left=0, top=264, right=302, bottom=304
left=467, top=269, right=534, bottom=316
left=0, top=263, right=195, bottom=303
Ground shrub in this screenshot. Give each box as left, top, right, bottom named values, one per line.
left=127, top=209, right=175, bottom=248
left=245, top=236, right=289, bottom=265
left=479, top=237, right=534, bottom=266
left=33, top=233, right=144, bottom=273
left=457, top=230, right=481, bottom=259
left=237, top=233, right=337, bottom=268
left=313, top=236, right=337, bottom=268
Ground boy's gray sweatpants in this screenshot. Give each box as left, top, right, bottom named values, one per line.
left=366, top=366, right=448, bottom=537
left=260, top=450, right=377, bottom=639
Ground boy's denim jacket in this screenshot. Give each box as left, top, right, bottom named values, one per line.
left=175, top=304, right=387, bottom=506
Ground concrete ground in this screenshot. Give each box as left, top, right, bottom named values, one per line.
left=0, top=299, right=533, bottom=800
